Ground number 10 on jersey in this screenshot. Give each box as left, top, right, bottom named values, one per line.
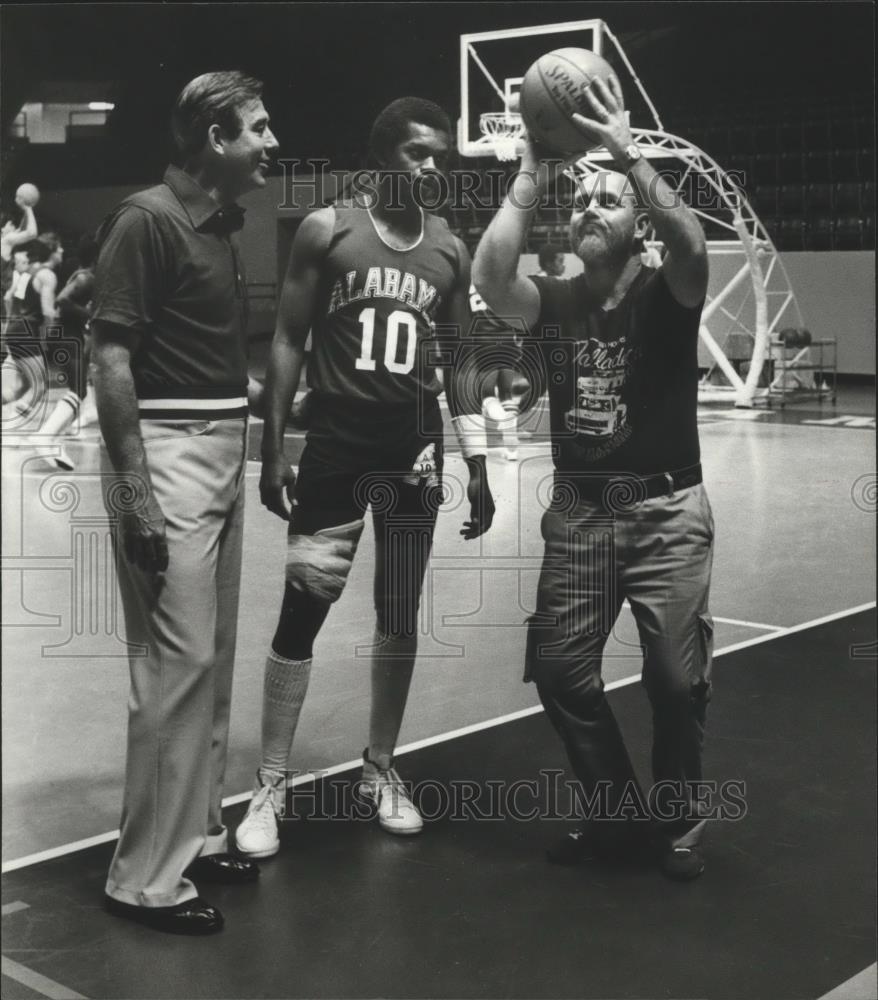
left=355, top=307, right=417, bottom=375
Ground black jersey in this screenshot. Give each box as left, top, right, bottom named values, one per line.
left=310, top=207, right=464, bottom=408
left=7, top=271, right=43, bottom=334
left=303, top=206, right=466, bottom=467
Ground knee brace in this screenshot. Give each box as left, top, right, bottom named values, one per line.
left=285, top=518, right=364, bottom=604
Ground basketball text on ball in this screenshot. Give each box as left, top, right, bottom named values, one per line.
left=520, top=48, right=623, bottom=155
left=544, top=63, right=585, bottom=110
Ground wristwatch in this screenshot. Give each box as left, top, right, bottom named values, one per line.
left=620, top=143, right=642, bottom=169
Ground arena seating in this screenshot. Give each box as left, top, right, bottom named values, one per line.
left=449, top=96, right=874, bottom=253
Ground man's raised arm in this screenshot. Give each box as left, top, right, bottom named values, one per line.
left=570, top=75, right=707, bottom=308
left=472, top=143, right=557, bottom=330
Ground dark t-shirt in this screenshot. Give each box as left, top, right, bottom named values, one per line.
left=8, top=272, right=43, bottom=330
left=529, top=265, right=703, bottom=477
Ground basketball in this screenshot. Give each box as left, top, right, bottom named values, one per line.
left=519, top=48, right=623, bottom=155
left=15, top=182, right=40, bottom=207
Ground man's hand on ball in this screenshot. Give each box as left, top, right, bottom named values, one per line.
left=571, top=75, right=633, bottom=160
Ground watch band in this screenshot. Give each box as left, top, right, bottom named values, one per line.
left=622, top=143, right=642, bottom=169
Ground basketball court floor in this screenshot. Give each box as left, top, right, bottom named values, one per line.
left=1, top=383, right=875, bottom=999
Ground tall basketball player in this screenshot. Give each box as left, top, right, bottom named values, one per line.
left=236, top=97, right=495, bottom=858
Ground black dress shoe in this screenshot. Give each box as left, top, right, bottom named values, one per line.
left=184, top=853, right=259, bottom=884
left=105, top=894, right=223, bottom=935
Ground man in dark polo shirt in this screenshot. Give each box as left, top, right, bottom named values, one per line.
left=91, top=71, right=278, bottom=934
left=473, top=75, right=715, bottom=881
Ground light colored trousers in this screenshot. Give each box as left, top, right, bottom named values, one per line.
left=102, top=417, right=247, bottom=907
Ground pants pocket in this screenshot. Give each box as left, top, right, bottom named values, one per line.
left=524, top=614, right=541, bottom=684
left=140, top=420, right=213, bottom=443
left=696, top=612, right=714, bottom=689
left=697, top=486, right=716, bottom=544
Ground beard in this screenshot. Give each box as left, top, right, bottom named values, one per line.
left=572, top=226, right=630, bottom=269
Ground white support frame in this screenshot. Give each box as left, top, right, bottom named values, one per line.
left=570, top=129, right=803, bottom=407
left=459, top=18, right=663, bottom=158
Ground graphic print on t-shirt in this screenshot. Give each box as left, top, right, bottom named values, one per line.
left=566, top=335, right=637, bottom=460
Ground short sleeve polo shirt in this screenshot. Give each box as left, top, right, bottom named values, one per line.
left=92, top=166, right=249, bottom=409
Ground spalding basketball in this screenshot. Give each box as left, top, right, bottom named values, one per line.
left=520, top=48, right=622, bottom=155
left=15, top=183, right=40, bottom=207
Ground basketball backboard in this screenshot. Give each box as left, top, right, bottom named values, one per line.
left=458, top=19, right=664, bottom=159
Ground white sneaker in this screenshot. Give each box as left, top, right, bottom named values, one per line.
left=20, top=437, right=75, bottom=472
left=358, top=763, right=423, bottom=836
left=235, top=779, right=282, bottom=858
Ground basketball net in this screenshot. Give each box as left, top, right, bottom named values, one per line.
left=479, top=112, right=524, bottom=162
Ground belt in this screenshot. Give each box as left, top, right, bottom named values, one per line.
left=554, top=462, right=703, bottom=509
left=137, top=395, right=248, bottom=420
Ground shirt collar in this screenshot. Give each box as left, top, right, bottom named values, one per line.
left=163, top=165, right=245, bottom=234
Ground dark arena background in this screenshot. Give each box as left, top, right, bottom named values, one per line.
left=1, top=4, right=875, bottom=1000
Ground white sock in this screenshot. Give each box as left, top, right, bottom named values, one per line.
left=500, top=400, right=520, bottom=449
left=482, top=395, right=507, bottom=423
left=260, top=650, right=312, bottom=777
left=39, top=390, right=80, bottom=438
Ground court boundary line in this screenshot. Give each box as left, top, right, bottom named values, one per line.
left=817, top=963, right=878, bottom=1000
left=1, top=901, right=29, bottom=917
left=1, top=955, right=87, bottom=1000
left=711, top=615, right=784, bottom=632
left=2, top=600, right=874, bottom=875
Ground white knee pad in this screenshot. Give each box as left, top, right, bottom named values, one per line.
left=286, top=519, right=365, bottom=603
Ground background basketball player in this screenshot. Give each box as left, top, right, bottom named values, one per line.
left=1, top=236, right=60, bottom=417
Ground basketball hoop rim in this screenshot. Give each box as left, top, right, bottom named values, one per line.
left=479, top=110, right=524, bottom=137
left=478, top=111, right=525, bottom=161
